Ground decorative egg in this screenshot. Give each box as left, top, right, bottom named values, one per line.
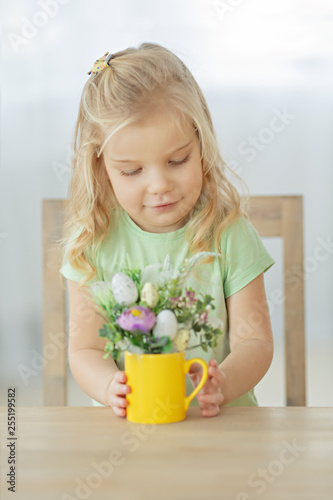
left=111, top=272, right=138, bottom=306
left=141, top=282, right=159, bottom=308
left=153, top=309, right=178, bottom=340
left=172, top=329, right=190, bottom=351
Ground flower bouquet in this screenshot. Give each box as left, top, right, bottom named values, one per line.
left=89, top=252, right=224, bottom=362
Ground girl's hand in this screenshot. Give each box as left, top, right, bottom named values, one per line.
left=188, top=359, right=226, bottom=417
left=106, top=371, right=131, bottom=417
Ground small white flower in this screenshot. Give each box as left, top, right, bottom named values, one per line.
left=127, top=344, right=145, bottom=354
left=207, top=316, right=224, bottom=331
left=141, top=263, right=163, bottom=286
left=117, top=339, right=131, bottom=350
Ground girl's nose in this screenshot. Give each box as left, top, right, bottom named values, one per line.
left=146, top=170, right=173, bottom=194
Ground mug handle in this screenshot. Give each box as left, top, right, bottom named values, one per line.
left=184, top=358, right=208, bottom=411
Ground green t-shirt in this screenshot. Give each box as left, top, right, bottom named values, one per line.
left=60, top=209, right=274, bottom=407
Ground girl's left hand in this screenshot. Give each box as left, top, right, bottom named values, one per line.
left=188, top=359, right=226, bottom=417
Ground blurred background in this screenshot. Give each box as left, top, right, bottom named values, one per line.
left=1, top=0, right=333, bottom=407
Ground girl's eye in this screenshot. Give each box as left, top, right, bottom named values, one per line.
left=170, top=153, right=191, bottom=166
left=120, top=168, right=141, bottom=177
left=120, top=154, right=191, bottom=177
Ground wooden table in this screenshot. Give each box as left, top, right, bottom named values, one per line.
left=1, top=406, right=333, bottom=499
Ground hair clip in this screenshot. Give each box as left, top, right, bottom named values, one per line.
left=87, top=52, right=113, bottom=76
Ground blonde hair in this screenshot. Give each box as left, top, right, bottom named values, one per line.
left=60, top=42, right=249, bottom=288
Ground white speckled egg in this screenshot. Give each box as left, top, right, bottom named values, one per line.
left=141, top=282, right=159, bottom=308
left=153, top=309, right=178, bottom=340
left=111, top=272, right=138, bottom=306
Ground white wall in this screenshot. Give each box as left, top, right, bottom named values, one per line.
left=1, top=0, right=332, bottom=406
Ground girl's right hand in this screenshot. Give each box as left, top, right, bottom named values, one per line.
left=106, top=371, right=131, bottom=417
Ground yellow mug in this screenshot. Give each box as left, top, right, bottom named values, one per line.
left=125, top=351, right=208, bottom=424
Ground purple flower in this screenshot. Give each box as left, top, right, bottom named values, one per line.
left=117, top=306, right=156, bottom=334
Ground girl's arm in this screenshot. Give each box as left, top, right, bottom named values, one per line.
left=67, top=279, right=126, bottom=407
left=219, top=272, right=274, bottom=405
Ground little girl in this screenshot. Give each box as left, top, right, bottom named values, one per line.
left=60, top=43, right=274, bottom=418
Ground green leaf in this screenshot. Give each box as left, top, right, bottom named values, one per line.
left=98, top=325, right=109, bottom=338
left=111, top=348, right=120, bottom=361
left=161, top=339, right=172, bottom=353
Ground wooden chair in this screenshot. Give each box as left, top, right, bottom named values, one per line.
left=245, top=196, right=306, bottom=406
left=42, top=199, right=67, bottom=406
left=42, top=196, right=306, bottom=406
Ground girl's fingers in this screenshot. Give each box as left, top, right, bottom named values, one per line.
left=108, top=393, right=129, bottom=407
left=210, top=374, right=221, bottom=388
left=108, top=373, right=131, bottom=395
left=189, top=362, right=203, bottom=375
left=198, top=391, right=224, bottom=406
left=111, top=382, right=131, bottom=396
left=208, top=366, right=227, bottom=385
left=202, top=405, right=220, bottom=418
left=113, top=395, right=129, bottom=408
left=114, top=372, right=123, bottom=381
left=112, top=406, right=127, bottom=417
left=208, top=359, right=226, bottom=376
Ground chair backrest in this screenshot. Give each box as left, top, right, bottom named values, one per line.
left=245, top=196, right=306, bottom=406
left=42, top=196, right=306, bottom=406
left=42, top=199, right=67, bottom=406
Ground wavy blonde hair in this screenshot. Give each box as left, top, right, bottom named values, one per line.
left=59, top=42, right=249, bottom=288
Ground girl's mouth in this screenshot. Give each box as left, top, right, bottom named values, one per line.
left=150, top=201, right=178, bottom=212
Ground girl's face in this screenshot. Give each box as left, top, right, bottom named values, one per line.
left=103, top=109, right=203, bottom=233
